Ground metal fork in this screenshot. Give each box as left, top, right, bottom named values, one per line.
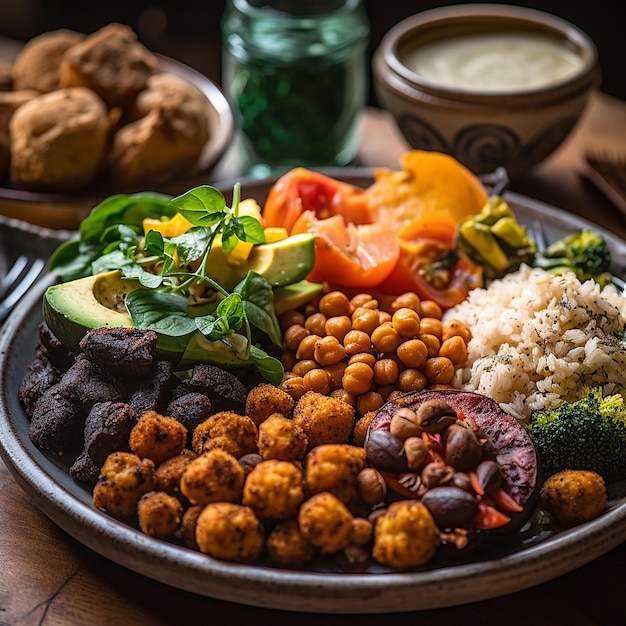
left=0, top=255, right=46, bottom=324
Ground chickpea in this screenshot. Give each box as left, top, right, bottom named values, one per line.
left=319, top=291, right=351, bottom=317
left=351, top=307, right=380, bottom=335
left=392, top=308, right=421, bottom=338
left=373, top=358, right=399, bottom=386
left=305, top=312, right=327, bottom=336
left=420, top=333, right=441, bottom=358
left=343, top=329, right=371, bottom=355
left=371, top=322, right=401, bottom=353
left=439, top=335, right=469, bottom=364
left=376, top=384, right=396, bottom=401
left=350, top=293, right=378, bottom=312
left=302, top=368, right=331, bottom=394
left=348, top=352, right=376, bottom=368
left=419, top=300, right=443, bottom=320
left=342, top=362, right=374, bottom=395
left=397, top=368, right=428, bottom=392
left=424, top=356, right=455, bottom=385
left=378, top=310, right=392, bottom=325
left=295, top=334, right=321, bottom=360
left=324, top=361, right=347, bottom=390
left=279, top=310, right=305, bottom=332
left=280, top=375, right=307, bottom=401
left=325, top=315, right=352, bottom=342
left=419, top=317, right=443, bottom=340
left=390, top=292, right=421, bottom=313
left=284, top=324, right=310, bottom=351
left=442, top=319, right=472, bottom=343
left=396, top=339, right=428, bottom=369
left=314, top=335, right=346, bottom=366
left=292, top=359, right=318, bottom=377
left=357, top=391, right=384, bottom=415
left=330, top=388, right=356, bottom=407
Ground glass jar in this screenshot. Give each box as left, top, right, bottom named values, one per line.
left=221, top=0, right=370, bottom=176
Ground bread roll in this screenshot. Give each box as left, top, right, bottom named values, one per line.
left=9, top=87, right=110, bottom=190
left=60, top=23, right=157, bottom=107
left=12, top=29, right=85, bottom=93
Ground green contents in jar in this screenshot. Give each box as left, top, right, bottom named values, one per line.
left=222, top=0, right=370, bottom=172
left=235, top=55, right=362, bottom=166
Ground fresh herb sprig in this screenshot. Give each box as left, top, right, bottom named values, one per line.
left=48, top=185, right=285, bottom=384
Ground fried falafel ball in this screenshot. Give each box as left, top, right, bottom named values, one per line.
left=195, top=502, right=265, bottom=563
left=242, top=459, right=305, bottom=521
left=9, top=86, right=109, bottom=191
left=292, top=391, right=355, bottom=448
left=154, top=448, right=198, bottom=504
left=352, top=410, right=376, bottom=447
left=93, top=451, right=156, bottom=518
left=257, top=412, right=308, bottom=461
left=372, top=500, right=441, bottom=570
left=540, top=469, right=608, bottom=525
left=137, top=490, right=183, bottom=540
left=297, top=491, right=354, bottom=554
left=266, top=519, right=317, bottom=569
left=179, top=448, right=244, bottom=506
left=129, top=410, right=187, bottom=465
left=12, top=29, right=85, bottom=93
left=245, top=382, right=295, bottom=426
left=304, top=444, right=367, bottom=504
left=60, top=23, right=157, bottom=108
left=191, top=410, right=257, bottom=459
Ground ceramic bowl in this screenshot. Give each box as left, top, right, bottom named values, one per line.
left=0, top=55, right=234, bottom=231
left=372, top=4, right=600, bottom=179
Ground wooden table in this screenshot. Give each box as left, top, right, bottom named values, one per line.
left=2, top=91, right=626, bottom=625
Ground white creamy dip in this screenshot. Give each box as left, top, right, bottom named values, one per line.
left=404, top=32, right=584, bottom=92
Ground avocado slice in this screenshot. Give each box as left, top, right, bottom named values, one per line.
left=43, top=233, right=319, bottom=360
left=43, top=271, right=137, bottom=355
left=204, top=233, right=317, bottom=291
left=273, top=280, right=324, bottom=315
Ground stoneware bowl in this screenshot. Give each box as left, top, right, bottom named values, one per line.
left=0, top=55, right=234, bottom=231
left=372, top=4, right=600, bottom=179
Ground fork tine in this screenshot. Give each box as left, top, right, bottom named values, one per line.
left=0, top=257, right=46, bottom=324
left=1, top=255, right=29, bottom=295
left=530, top=220, right=547, bottom=254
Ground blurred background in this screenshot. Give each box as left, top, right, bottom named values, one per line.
left=1, top=0, right=623, bottom=102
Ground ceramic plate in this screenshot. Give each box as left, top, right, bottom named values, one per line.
left=1, top=172, right=626, bottom=614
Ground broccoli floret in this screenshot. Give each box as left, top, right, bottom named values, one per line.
left=533, top=229, right=613, bottom=287
left=527, top=388, right=626, bottom=484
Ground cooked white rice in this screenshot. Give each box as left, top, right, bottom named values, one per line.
left=444, top=264, right=626, bottom=422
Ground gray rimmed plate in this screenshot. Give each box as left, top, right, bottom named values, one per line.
left=1, top=171, right=625, bottom=613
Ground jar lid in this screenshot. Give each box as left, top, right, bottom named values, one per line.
left=247, top=0, right=347, bottom=15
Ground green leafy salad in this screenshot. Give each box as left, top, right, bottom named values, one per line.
left=46, top=184, right=318, bottom=385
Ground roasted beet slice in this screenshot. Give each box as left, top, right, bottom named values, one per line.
left=367, top=389, right=540, bottom=557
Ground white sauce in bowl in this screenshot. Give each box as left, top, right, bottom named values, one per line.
left=403, top=32, right=584, bottom=92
